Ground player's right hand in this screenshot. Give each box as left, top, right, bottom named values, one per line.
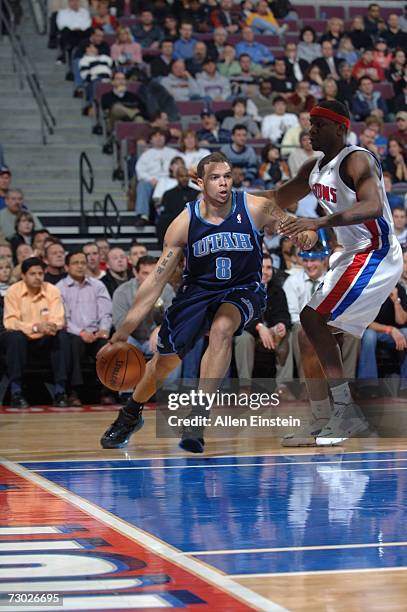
left=110, top=329, right=130, bottom=344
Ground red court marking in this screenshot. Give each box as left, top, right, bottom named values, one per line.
left=0, top=465, right=253, bottom=611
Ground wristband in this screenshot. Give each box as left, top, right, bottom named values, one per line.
left=79, top=330, right=87, bottom=337
left=32, top=324, right=39, bottom=334
left=256, top=323, right=264, bottom=332
left=385, top=326, right=393, bottom=335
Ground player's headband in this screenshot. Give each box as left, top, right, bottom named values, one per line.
left=310, top=106, right=350, bottom=129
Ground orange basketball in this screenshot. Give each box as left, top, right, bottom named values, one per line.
left=96, top=342, right=146, bottom=391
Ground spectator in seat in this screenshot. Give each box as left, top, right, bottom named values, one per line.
left=13, top=244, right=34, bottom=281
left=162, top=14, right=179, bottom=42
left=9, top=211, right=35, bottom=264
left=56, top=0, right=91, bottom=63
left=72, top=27, right=110, bottom=97
left=128, top=241, right=147, bottom=269
left=2, top=257, right=70, bottom=408
left=320, top=17, right=345, bottom=51
left=391, top=111, right=407, bottom=153
left=311, top=40, right=343, bottom=80
left=250, top=79, right=275, bottom=119
left=296, top=26, right=321, bottom=65
left=110, top=27, right=142, bottom=74
left=351, top=76, right=388, bottom=122
left=31, top=229, right=50, bottom=260
left=180, top=0, right=211, bottom=34
left=351, top=48, right=384, bottom=82
left=261, top=96, right=299, bottom=143
left=0, top=189, right=42, bottom=240
left=95, top=238, right=109, bottom=267
left=179, top=130, right=210, bottom=175
left=336, top=36, right=359, bottom=67
left=234, top=252, right=291, bottom=386
left=0, top=255, right=13, bottom=297
left=173, top=21, right=197, bottom=61
left=156, top=166, right=198, bottom=248
left=196, top=58, right=232, bottom=101
left=221, top=98, right=259, bottom=137
left=373, top=38, right=393, bottom=72
left=383, top=138, right=407, bottom=184
left=358, top=126, right=380, bottom=156
left=134, top=128, right=176, bottom=226
left=196, top=109, right=232, bottom=146
left=217, top=44, right=241, bottom=80
left=206, top=27, right=228, bottom=62
left=386, top=50, right=407, bottom=98
left=319, top=77, right=339, bottom=104
left=220, top=125, right=258, bottom=186
left=92, top=0, right=118, bottom=33
left=0, top=166, right=11, bottom=211
left=236, top=27, right=275, bottom=67
left=259, top=143, right=290, bottom=188
left=44, top=242, right=67, bottom=285
left=57, top=250, right=113, bottom=406
left=101, top=72, right=145, bottom=154
left=363, top=3, right=381, bottom=36
left=0, top=242, right=13, bottom=266
left=280, top=110, right=310, bottom=156
left=210, top=0, right=240, bottom=34
left=304, top=64, right=324, bottom=100
left=160, top=59, right=200, bottom=102
left=112, top=255, right=175, bottom=360
left=337, top=62, right=358, bottom=110
left=131, top=9, right=163, bottom=49
left=392, top=206, right=407, bottom=245
left=384, top=172, right=405, bottom=210
left=185, top=41, right=208, bottom=77
left=287, top=130, right=317, bottom=177
left=269, top=57, right=296, bottom=97
left=79, top=43, right=113, bottom=114
left=245, top=0, right=285, bottom=36
left=230, top=53, right=267, bottom=97
left=83, top=241, right=106, bottom=280
left=102, top=247, right=130, bottom=297
left=383, top=14, right=407, bottom=50
left=150, top=39, right=174, bottom=78
left=152, top=156, right=189, bottom=206
left=358, top=282, right=407, bottom=398
left=364, top=115, right=388, bottom=156
left=286, top=80, right=315, bottom=114
left=347, top=15, right=373, bottom=51
left=284, top=42, right=307, bottom=82
left=394, top=82, right=407, bottom=116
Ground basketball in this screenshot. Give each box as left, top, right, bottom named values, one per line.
left=96, top=342, right=146, bottom=391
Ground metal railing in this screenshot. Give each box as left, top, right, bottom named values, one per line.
left=80, top=152, right=121, bottom=238
left=28, top=0, right=47, bottom=35
left=0, top=0, right=55, bottom=144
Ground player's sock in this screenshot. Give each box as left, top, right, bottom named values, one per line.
left=330, top=382, right=352, bottom=405
left=123, top=398, right=144, bottom=419
left=310, top=397, right=331, bottom=418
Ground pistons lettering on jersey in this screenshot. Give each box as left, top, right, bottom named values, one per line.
left=192, top=232, right=253, bottom=257
left=312, top=183, right=337, bottom=203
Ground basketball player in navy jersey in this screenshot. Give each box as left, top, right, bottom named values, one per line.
left=268, top=100, right=402, bottom=446
left=101, top=151, right=316, bottom=452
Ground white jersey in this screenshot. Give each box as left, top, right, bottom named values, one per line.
left=309, top=145, right=394, bottom=251
left=307, top=145, right=403, bottom=337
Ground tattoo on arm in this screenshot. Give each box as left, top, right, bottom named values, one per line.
left=155, top=250, right=175, bottom=277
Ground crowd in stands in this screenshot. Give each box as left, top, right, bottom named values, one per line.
left=0, top=0, right=407, bottom=406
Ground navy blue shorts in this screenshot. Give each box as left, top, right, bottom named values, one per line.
left=157, top=283, right=266, bottom=358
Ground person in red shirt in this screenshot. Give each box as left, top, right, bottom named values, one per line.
left=92, top=0, right=118, bottom=33
left=352, top=48, right=384, bottom=82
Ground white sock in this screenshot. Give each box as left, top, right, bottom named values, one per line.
left=330, top=382, right=352, bottom=405
left=310, top=398, right=331, bottom=419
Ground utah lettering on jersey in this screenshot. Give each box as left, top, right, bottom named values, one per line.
left=312, top=183, right=337, bottom=203
left=192, top=232, right=253, bottom=257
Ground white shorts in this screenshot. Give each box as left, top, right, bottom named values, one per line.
left=308, top=236, right=403, bottom=338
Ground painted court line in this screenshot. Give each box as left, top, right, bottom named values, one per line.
left=180, top=541, right=407, bottom=556
left=232, top=567, right=407, bottom=578
left=34, top=457, right=407, bottom=473
left=0, top=457, right=285, bottom=612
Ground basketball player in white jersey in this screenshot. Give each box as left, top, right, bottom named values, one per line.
left=263, top=100, right=403, bottom=445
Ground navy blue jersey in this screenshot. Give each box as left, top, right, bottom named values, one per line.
left=184, top=190, right=263, bottom=291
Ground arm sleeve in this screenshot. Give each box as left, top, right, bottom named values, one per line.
left=48, top=288, right=65, bottom=330
left=3, top=289, right=33, bottom=335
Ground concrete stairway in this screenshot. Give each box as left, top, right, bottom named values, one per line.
left=0, top=5, right=127, bottom=213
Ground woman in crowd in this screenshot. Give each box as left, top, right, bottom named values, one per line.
left=383, top=138, right=407, bottom=183
left=179, top=130, right=210, bottom=175
left=296, top=26, right=321, bottom=65
left=319, top=77, right=339, bottom=104
left=111, top=26, right=142, bottom=74
left=259, top=143, right=290, bottom=189
left=304, top=64, right=324, bottom=100
left=0, top=255, right=14, bottom=297
left=336, top=36, right=359, bottom=66
left=320, top=17, right=344, bottom=50
left=221, top=97, right=260, bottom=137
left=347, top=15, right=373, bottom=50
left=386, top=48, right=407, bottom=97
left=9, top=211, right=35, bottom=263
left=92, top=0, right=118, bottom=33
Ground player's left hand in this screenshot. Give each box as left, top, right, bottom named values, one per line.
left=279, top=216, right=320, bottom=238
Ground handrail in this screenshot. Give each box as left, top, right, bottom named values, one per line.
left=28, top=0, right=47, bottom=35
left=79, top=152, right=94, bottom=233
left=0, top=0, right=55, bottom=144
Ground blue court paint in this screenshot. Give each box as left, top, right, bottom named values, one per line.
left=23, top=452, right=407, bottom=575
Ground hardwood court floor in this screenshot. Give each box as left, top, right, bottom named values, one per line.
left=1, top=403, right=407, bottom=611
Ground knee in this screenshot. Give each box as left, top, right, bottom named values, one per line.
left=361, top=328, right=377, bottom=346
left=154, top=355, right=179, bottom=379
left=209, top=316, right=236, bottom=349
